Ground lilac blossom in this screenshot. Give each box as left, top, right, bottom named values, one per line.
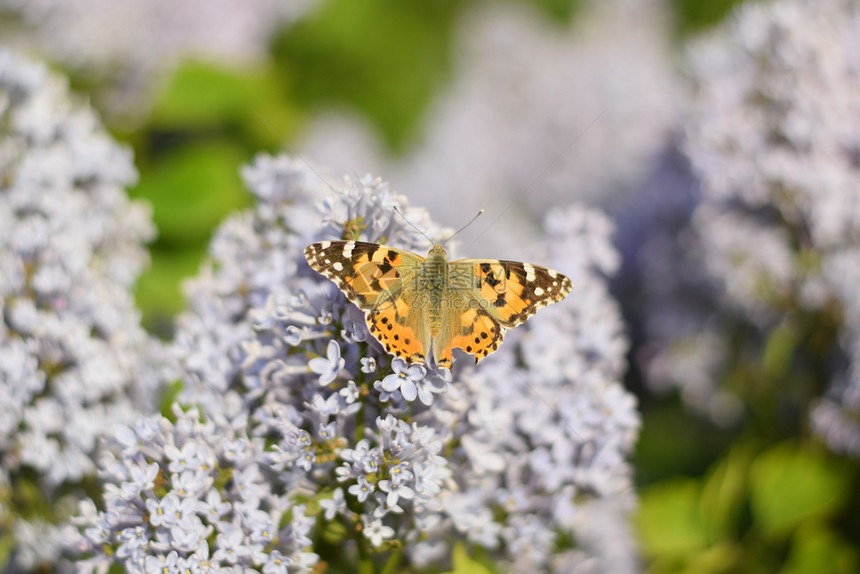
left=113, top=154, right=639, bottom=572
left=72, top=406, right=318, bottom=574
left=379, top=358, right=427, bottom=402
left=641, top=0, right=860, bottom=453
left=308, top=339, right=346, bottom=385
left=0, top=50, right=160, bottom=571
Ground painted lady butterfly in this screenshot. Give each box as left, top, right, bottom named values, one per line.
left=305, top=240, right=573, bottom=369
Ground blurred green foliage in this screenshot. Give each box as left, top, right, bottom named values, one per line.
left=443, top=544, right=497, bottom=574
left=271, top=0, right=462, bottom=152
left=638, top=442, right=858, bottom=574
left=672, top=0, right=747, bottom=33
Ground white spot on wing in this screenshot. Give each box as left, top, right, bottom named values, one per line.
left=534, top=287, right=544, bottom=296
left=548, top=269, right=558, bottom=279
left=523, top=263, right=536, bottom=282
left=321, top=241, right=331, bottom=249
left=333, top=261, right=344, bottom=271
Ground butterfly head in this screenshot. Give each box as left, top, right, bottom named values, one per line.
left=428, top=243, right=447, bottom=257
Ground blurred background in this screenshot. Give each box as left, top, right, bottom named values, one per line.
left=2, top=0, right=858, bottom=572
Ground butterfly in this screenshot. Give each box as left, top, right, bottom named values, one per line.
left=304, top=240, right=572, bottom=369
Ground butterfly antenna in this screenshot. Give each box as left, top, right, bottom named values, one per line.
left=392, top=206, right=435, bottom=245
left=442, top=209, right=484, bottom=246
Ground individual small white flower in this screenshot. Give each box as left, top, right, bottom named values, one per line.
left=380, top=358, right=427, bottom=402
left=348, top=476, right=375, bottom=503
left=147, top=493, right=181, bottom=528
left=360, top=357, right=377, bottom=373
left=308, top=340, right=346, bottom=385
left=319, top=488, right=346, bottom=521
left=339, top=380, right=361, bottom=404
left=377, top=479, right=415, bottom=507
left=362, top=518, right=395, bottom=547
left=144, top=551, right=180, bottom=574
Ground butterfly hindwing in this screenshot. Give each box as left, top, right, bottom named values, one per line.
left=367, top=292, right=431, bottom=364
left=433, top=291, right=505, bottom=369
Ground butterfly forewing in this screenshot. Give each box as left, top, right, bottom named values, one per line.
left=450, top=259, right=573, bottom=328
left=304, top=241, right=424, bottom=309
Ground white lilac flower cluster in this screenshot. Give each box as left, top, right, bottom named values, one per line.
left=78, top=154, right=640, bottom=573
left=301, top=0, right=678, bottom=261
left=0, top=50, right=159, bottom=570
left=645, top=0, right=860, bottom=450
left=0, top=0, right=314, bottom=122
left=74, top=405, right=319, bottom=574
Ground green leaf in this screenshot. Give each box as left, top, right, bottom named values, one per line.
left=153, top=62, right=273, bottom=127
left=131, top=142, right=250, bottom=247
left=672, top=0, right=747, bottom=34
left=159, top=379, right=184, bottom=419
left=637, top=479, right=711, bottom=559
left=444, top=543, right=495, bottom=574
left=749, top=443, right=849, bottom=538
left=272, top=0, right=461, bottom=151
left=762, top=319, right=800, bottom=381
left=780, top=522, right=859, bottom=574
left=699, top=444, right=751, bottom=540
left=523, top=0, right=582, bottom=21
left=677, top=542, right=742, bottom=574
left=134, top=247, right=207, bottom=335
left=321, top=518, right=348, bottom=545
left=0, top=529, right=13, bottom=573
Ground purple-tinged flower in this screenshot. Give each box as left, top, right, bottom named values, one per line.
left=116, top=526, right=148, bottom=560
left=144, top=551, right=180, bottom=574
left=372, top=492, right=405, bottom=518
left=363, top=518, right=395, bottom=548
left=340, top=380, right=361, bottom=404
left=348, top=476, right=375, bottom=503
left=260, top=550, right=293, bottom=574
left=73, top=406, right=319, bottom=573
left=308, top=340, right=346, bottom=385
left=380, top=358, right=427, bottom=402
left=378, top=480, right=415, bottom=507
left=170, top=519, right=207, bottom=552
left=360, top=357, right=377, bottom=373
left=638, top=0, right=860, bottom=458
left=197, top=490, right=231, bottom=525
left=147, top=494, right=181, bottom=528
left=1, top=49, right=161, bottom=572
left=121, top=461, right=159, bottom=498
left=319, top=488, right=347, bottom=521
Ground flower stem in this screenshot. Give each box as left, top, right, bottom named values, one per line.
left=380, top=546, right=404, bottom=574
left=357, top=537, right=375, bottom=574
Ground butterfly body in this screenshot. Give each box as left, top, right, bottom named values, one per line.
left=305, top=240, right=572, bottom=369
